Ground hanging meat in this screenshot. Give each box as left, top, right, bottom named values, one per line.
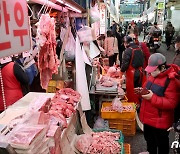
left=36, top=14, right=59, bottom=89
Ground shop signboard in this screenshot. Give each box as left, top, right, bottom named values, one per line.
left=157, top=2, right=165, bottom=10
left=0, top=0, right=31, bottom=58
left=99, top=3, right=106, bottom=34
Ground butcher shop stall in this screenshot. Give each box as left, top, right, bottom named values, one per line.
left=0, top=0, right=133, bottom=153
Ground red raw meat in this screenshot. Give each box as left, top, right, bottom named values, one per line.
left=36, top=14, right=59, bottom=90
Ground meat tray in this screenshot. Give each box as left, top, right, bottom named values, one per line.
left=95, top=81, right=118, bottom=93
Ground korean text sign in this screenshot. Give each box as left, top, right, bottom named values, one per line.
left=0, top=0, right=31, bottom=58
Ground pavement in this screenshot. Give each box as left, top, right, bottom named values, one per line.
left=124, top=34, right=177, bottom=154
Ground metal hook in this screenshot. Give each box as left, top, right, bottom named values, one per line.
left=37, top=0, right=46, bottom=19
left=27, top=4, right=33, bottom=18
left=43, top=0, right=48, bottom=14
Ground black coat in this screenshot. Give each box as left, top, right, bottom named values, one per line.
left=121, top=43, right=144, bottom=72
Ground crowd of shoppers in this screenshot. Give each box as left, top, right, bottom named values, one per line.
left=97, top=19, right=180, bottom=154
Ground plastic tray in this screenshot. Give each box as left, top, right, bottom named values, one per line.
left=108, top=119, right=136, bottom=136
left=101, top=102, right=135, bottom=119
left=124, top=143, right=131, bottom=154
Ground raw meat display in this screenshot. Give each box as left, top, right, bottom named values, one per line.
left=47, top=125, right=62, bottom=154
left=58, top=88, right=81, bottom=103
left=36, top=14, right=59, bottom=89
left=101, top=80, right=114, bottom=87
left=107, top=66, right=121, bottom=78
left=48, top=88, right=81, bottom=128
left=99, top=76, right=114, bottom=87
left=75, top=131, right=122, bottom=154
left=102, top=104, right=134, bottom=112
left=8, top=125, right=47, bottom=150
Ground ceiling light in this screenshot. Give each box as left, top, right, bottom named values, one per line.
left=65, top=3, right=82, bottom=13
left=56, top=0, right=64, bottom=4
left=56, top=0, right=81, bottom=13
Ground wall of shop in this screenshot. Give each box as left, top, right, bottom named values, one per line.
left=171, top=10, right=180, bottom=31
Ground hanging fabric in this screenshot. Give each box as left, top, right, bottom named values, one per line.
left=75, top=37, right=91, bottom=111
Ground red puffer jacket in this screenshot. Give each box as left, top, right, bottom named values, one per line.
left=140, top=64, right=180, bottom=129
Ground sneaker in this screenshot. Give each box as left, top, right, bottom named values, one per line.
left=167, top=46, right=170, bottom=50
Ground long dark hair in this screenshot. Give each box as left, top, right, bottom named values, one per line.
left=107, top=30, right=113, bottom=37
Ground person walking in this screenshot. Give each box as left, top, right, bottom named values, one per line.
left=139, top=53, right=180, bottom=154
left=121, top=36, right=145, bottom=104
left=115, top=26, right=125, bottom=67
left=0, top=61, right=29, bottom=112
left=172, top=35, right=180, bottom=66
left=104, top=30, right=118, bottom=66
left=165, top=22, right=175, bottom=50
left=137, top=20, right=143, bottom=36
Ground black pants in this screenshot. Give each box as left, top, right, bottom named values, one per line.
left=144, top=124, right=170, bottom=154
left=113, top=53, right=118, bottom=65
left=166, top=36, right=173, bottom=48
left=109, top=55, right=115, bottom=66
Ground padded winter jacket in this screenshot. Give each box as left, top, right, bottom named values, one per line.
left=104, top=37, right=118, bottom=57
left=0, top=62, right=29, bottom=111
left=140, top=64, right=180, bottom=129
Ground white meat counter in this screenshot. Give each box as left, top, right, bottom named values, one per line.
left=0, top=91, right=83, bottom=154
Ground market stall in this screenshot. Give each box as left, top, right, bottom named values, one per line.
left=0, top=0, right=133, bottom=153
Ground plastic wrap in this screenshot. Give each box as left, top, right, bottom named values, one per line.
left=75, top=134, right=93, bottom=153
left=7, top=124, right=47, bottom=150
left=112, top=98, right=123, bottom=113
left=93, top=116, right=109, bottom=129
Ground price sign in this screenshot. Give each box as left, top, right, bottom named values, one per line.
left=0, top=0, right=31, bottom=58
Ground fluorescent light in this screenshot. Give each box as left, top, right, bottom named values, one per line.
left=65, top=3, right=82, bottom=13
left=56, top=0, right=64, bottom=4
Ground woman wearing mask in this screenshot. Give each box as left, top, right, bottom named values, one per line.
left=139, top=53, right=180, bottom=154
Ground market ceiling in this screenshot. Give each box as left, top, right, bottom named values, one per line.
left=120, top=0, right=146, bottom=3
left=28, top=0, right=86, bottom=13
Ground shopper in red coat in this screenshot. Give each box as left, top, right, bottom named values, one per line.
left=0, top=62, right=29, bottom=112
left=139, top=53, right=180, bottom=154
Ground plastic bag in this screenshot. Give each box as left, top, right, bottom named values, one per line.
left=64, top=29, right=76, bottom=61
left=90, top=4, right=100, bottom=23
left=75, top=134, right=93, bottom=153
left=77, top=26, right=95, bottom=42
left=93, top=116, right=109, bottom=129
left=112, top=98, right=123, bottom=113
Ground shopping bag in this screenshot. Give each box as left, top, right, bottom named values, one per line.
left=64, top=29, right=76, bottom=61
left=90, top=4, right=100, bottom=24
